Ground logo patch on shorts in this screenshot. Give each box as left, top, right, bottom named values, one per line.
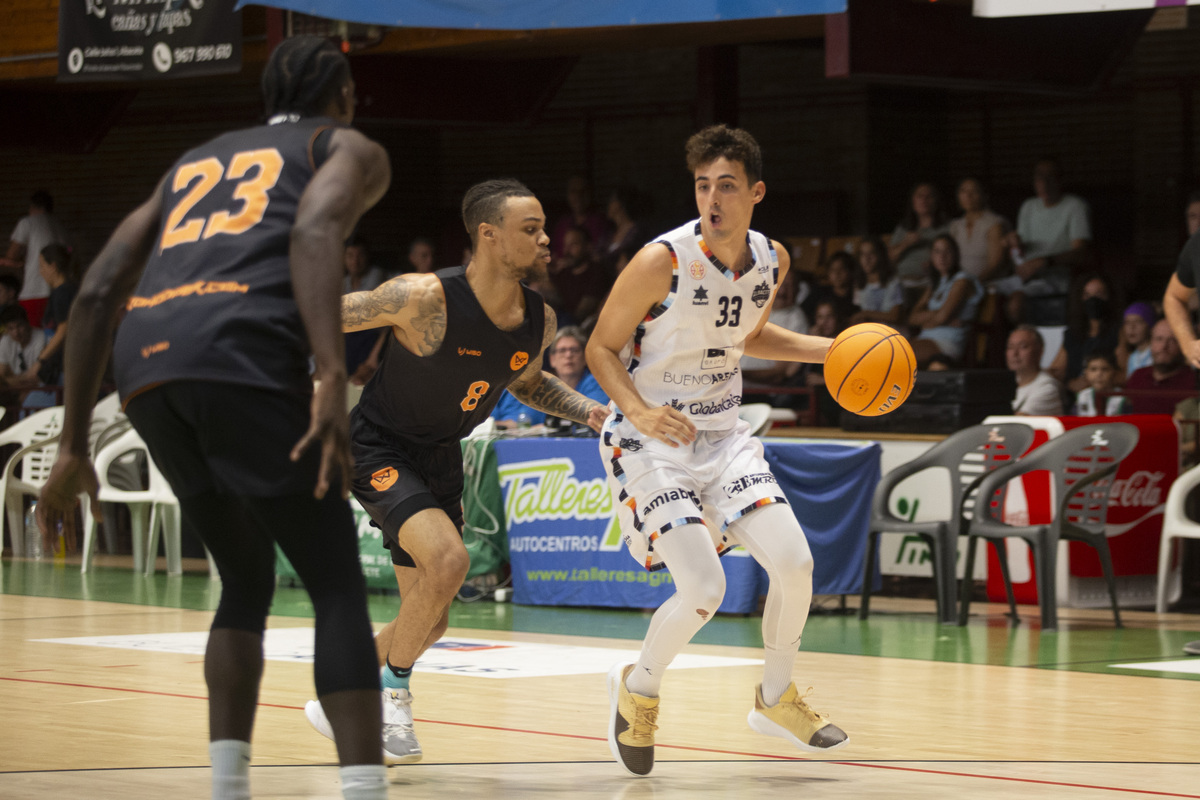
left=371, top=467, right=399, bottom=492
left=511, top=351, right=530, bottom=370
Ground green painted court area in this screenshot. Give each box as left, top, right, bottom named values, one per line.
left=4, top=557, right=1200, bottom=680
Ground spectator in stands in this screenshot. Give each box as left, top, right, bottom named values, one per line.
left=1186, top=189, right=1200, bottom=237
left=32, top=243, right=77, bottom=386
left=0, top=304, right=48, bottom=407
left=949, top=178, right=1009, bottom=282
left=1047, top=273, right=1121, bottom=394
left=794, top=299, right=843, bottom=425
left=548, top=226, right=609, bottom=328
left=803, top=250, right=858, bottom=325
left=0, top=190, right=70, bottom=327
left=1071, top=350, right=1130, bottom=416
left=602, top=186, right=646, bottom=278
left=908, top=234, right=984, bottom=368
left=343, top=240, right=385, bottom=293
left=551, top=176, right=610, bottom=260
left=1125, top=319, right=1197, bottom=414
left=850, top=236, right=903, bottom=326
left=1116, top=301, right=1156, bottom=380
left=1008, top=325, right=1064, bottom=416
left=406, top=236, right=436, bottom=274
left=743, top=269, right=809, bottom=386
left=492, top=326, right=607, bottom=429
left=888, top=182, right=949, bottom=309
left=998, top=159, right=1092, bottom=325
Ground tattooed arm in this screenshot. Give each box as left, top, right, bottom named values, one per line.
left=508, top=303, right=609, bottom=431
left=342, top=272, right=447, bottom=356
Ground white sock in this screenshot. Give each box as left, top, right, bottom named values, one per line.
left=760, top=644, right=798, bottom=707
left=340, top=764, right=388, bottom=800
left=209, top=739, right=250, bottom=800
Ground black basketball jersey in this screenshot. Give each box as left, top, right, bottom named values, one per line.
left=113, top=116, right=340, bottom=401
left=356, top=266, right=546, bottom=446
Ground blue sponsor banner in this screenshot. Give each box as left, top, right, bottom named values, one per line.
left=494, top=436, right=879, bottom=610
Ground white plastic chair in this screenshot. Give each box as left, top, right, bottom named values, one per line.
left=738, top=403, right=774, bottom=437
left=0, top=406, right=64, bottom=557
left=1156, top=463, right=1200, bottom=613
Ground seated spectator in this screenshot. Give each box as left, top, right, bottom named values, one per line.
left=1125, top=319, right=1197, bottom=413
left=602, top=186, right=646, bottom=277
left=0, top=305, right=48, bottom=409
left=803, top=251, right=858, bottom=324
left=1047, top=273, right=1120, bottom=394
left=1071, top=350, right=1130, bottom=416
left=548, top=226, right=609, bottom=328
left=850, top=236, right=903, bottom=326
left=342, top=240, right=385, bottom=293
left=1008, top=325, right=1065, bottom=416
left=949, top=178, right=1009, bottom=282
left=492, top=327, right=608, bottom=430
left=32, top=243, right=77, bottom=386
left=888, top=182, right=949, bottom=309
left=793, top=299, right=845, bottom=425
left=908, top=234, right=984, bottom=368
left=742, top=269, right=809, bottom=386
left=551, top=176, right=610, bottom=260
left=995, top=159, right=1092, bottom=325
left=1, top=189, right=70, bottom=327
left=1116, top=301, right=1155, bottom=380
left=406, top=236, right=436, bottom=274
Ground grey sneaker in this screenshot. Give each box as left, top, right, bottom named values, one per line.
left=382, top=688, right=423, bottom=764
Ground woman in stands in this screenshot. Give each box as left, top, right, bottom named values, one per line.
left=907, top=234, right=984, bottom=369
left=1047, top=272, right=1121, bottom=394
left=850, top=236, right=903, bottom=326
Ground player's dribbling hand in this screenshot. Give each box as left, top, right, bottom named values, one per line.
left=629, top=404, right=697, bottom=448
left=37, top=453, right=100, bottom=557
left=292, top=375, right=354, bottom=500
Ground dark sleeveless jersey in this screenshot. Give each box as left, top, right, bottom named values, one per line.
left=113, top=116, right=340, bottom=401
left=356, top=266, right=546, bottom=446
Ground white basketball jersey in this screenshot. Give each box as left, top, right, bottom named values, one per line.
left=621, top=219, right=779, bottom=431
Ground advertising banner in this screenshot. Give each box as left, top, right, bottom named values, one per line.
left=975, top=0, right=1200, bottom=17
left=59, top=0, right=241, bottom=82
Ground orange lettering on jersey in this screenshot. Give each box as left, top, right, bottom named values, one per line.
left=140, top=341, right=170, bottom=359
left=371, top=467, right=399, bottom=492
left=510, top=351, right=529, bottom=371
left=127, top=280, right=250, bottom=310
left=458, top=347, right=482, bottom=357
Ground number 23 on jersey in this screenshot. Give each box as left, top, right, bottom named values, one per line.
left=161, top=148, right=284, bottom=251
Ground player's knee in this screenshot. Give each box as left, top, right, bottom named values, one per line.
left=686, top=573, right=726, bottom=619
left=425, top=545, right=470, bottom=597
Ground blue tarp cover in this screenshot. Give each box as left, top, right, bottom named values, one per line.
left=236, top=0, right=845, bottom=30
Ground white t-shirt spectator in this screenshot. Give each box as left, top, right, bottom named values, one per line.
left=0, top=328, right=46, bottom=375
left=1016, top=194, right=1091, bottom=261
left=10, top=213, right=69, bottom=300
left=949, top=210, right=1007, bottom=280
left=854, top=279, right=903, bottom=315
left=1013, top=370, right=1064, bottom=416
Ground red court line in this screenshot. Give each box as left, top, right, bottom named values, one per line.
left=2, top=674, right=1196, bottom=797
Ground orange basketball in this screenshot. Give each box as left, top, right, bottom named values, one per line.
left=823, top=323, right=916, bottom=417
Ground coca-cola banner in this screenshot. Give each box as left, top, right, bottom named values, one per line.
left=58, top=0, right=241, bottom=83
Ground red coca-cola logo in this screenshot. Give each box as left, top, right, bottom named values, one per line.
left=1108, top=470, right=1164, bottom=508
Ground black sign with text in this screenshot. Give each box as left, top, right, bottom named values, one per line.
left=58, top=0, right=241, bottom=82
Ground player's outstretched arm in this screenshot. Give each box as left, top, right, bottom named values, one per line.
left=743, top=242, right=832, bottom=364
left=508, top=303, right=608, bottom=431
left=586, top=245, right=695, bottom=447
left=341, top=273, right=446, bottom=355
left=290, top=127, right=390, bottom=499
left=38, top=178, right=167, bottom=552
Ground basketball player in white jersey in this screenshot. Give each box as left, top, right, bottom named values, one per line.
left=587, top=125, right=846, bottom=777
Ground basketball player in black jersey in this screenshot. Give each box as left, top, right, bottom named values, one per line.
left=302, top=178, right=610, bottom=761
left=36, top=37, right=391, bottom=800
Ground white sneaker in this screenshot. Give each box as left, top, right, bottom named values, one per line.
left=381, top=688, right=423, bottom=764
left=302, top=691, right=423, bottom=765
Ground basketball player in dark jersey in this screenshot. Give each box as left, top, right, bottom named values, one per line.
left=36, top=37, right=391, bottom=800
left=303, top=178, right=610, bottom=762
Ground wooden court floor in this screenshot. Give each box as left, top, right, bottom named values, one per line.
left=2, top=556, right=1200, bottom=799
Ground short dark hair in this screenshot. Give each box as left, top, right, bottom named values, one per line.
left=461, top=179, right=535, bottom=246
left=39, top=243, right=72, bottom=278
left=685, top=124, right=763, bottom=184
left=261, top=35, right=350, bottom=118
left=30, top=190, right=53, bottom=213
left=1084, top=349, right=1118, bottom=370
left=0, top=304, right=29, bottom=328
